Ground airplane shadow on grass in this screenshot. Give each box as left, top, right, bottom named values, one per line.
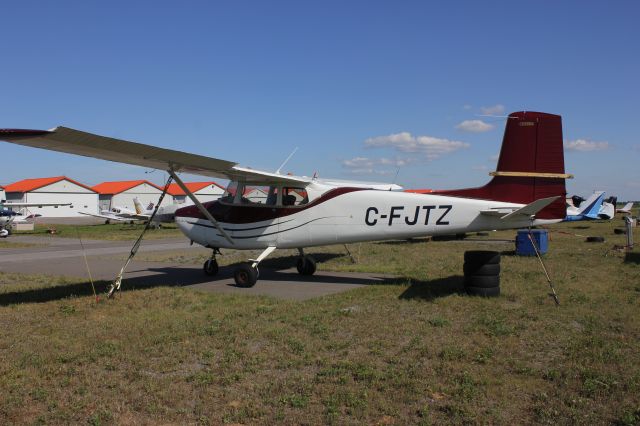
left=0, top=259, right=390, bottom=306
left=398, top=275, right=465, bottom=301
left=0, top=266, right=211, bottom=306
left=0, top=251, right=469, bottom=305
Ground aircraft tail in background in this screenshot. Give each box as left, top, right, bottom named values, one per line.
left=617, top=202, right=634, bottom=214
left=577, top=191, right=606, bottom=217
left=564, top=191, right=606, bottom=221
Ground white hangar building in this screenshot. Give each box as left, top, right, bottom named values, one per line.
left=166, top=181, right=225, bottom=204
left=3, top=176, right=98, bottom=217
left=92, top=180, right=174, bottom=212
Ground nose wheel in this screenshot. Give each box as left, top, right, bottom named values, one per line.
left=234, top=263, right=258, bottom=287
left=203, top=259, right=219, bottom=276
left=203, top=249, right=221, bottom=276
left=233, top=246, right=276, bottom=288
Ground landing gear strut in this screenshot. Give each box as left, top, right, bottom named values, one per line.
left=203, top=249, right=220, bottom=276
left=233, top=246, right=276, bottom=288
left=296, top=248, right=316, bottom=276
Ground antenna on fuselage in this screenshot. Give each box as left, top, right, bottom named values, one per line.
left=275, top=147, right=299, bottom=175
left=391, top=167, right=401, bottom=189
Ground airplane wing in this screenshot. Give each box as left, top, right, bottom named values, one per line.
left=78, top=211, right=137, bottom=222
left=0, top=127, right=311, bottom=185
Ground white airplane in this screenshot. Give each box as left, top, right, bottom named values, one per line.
left=0, top=111, right=572, bottom=287
left=565, top=191, right=606, bottom=221
left=616, top=202, right=634, bottom=215
left=565, top=191, right=618, bottom=221
left=0, top=201, right=71, bottom=237
left=79, top=197, right=155, bottom=223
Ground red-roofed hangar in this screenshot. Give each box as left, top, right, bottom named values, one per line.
left=92, top=180, right=174, bottom=212
left=3, top=176, right=98, bottom=217
left=165, top=181, right=225, bottom=204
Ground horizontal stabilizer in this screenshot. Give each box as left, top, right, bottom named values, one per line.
left=500, top=196, right=560, bottom=221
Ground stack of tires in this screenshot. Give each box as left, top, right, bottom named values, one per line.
left=463, top=250, right=500, bottom=297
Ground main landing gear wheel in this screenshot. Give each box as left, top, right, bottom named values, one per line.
left=203, top=259, right=219, bottom=276
left=234, top=263, right=258, bottom=287
left=296, top=255, right=317, bottom=276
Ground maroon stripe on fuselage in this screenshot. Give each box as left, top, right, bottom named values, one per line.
left=175, top=187, right=366, bottom=224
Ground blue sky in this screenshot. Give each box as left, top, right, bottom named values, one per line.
left=1, top=1, right=638, bottom=200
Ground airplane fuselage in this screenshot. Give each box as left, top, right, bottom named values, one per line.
left=175, top=188, right=559, bottom=250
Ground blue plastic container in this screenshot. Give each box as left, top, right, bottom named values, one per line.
left=516, top=229, right=548, bottom=256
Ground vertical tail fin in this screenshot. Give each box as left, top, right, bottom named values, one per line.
left=578, top=191, right=605, bottom=217
left=133, top=197, right=144, bottom=215
left=433, top=111, right=572, bottom=219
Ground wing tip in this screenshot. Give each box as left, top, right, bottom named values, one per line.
left=0, top=129, right=52, bottom=138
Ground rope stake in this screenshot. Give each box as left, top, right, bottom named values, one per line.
left=76, top=228, right=98, bottom=303
left=527, top=228, right=560, bottom=306
left=107, top=175, right=173, bottom=298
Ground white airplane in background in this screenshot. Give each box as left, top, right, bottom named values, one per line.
left=616, top=202, right=634, bottom=215
left=79, top=197, right=156, bottom=224
left=565, top=191, right=607, bottom=222
left=0, top=111, right=573, bottom=287
left=0, top=200, right=71, bottom=237
left=565, top=191, right=617, bottom=221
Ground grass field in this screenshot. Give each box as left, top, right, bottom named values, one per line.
left=1, top=218, right=639, bottom=424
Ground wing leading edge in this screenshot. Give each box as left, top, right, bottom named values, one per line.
left=0, top=127, right=310, bottom=185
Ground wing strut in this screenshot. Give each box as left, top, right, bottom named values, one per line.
left=167, top=169, right=234, bottom=245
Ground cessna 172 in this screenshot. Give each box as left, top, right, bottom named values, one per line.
left=0, top=111, right=572, bottom=287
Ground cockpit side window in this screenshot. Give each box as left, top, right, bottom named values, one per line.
left=282, top=187, right=309, bottom=206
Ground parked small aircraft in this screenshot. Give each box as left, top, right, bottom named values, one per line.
left=80, top=197, right=155, bottom=223
left=0, top=201, right=71, bottom=237
left=0, top=111, right=572, bottom=287
left=565, top=191, right=606, bottom=221
left=565, top=191, right=616, bottom=221
left=617, top=202, right=635, bottom=215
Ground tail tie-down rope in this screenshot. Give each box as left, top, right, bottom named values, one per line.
left=107, top=175, right=173, bottom=298
left=527, top=226, right=560, bottom=306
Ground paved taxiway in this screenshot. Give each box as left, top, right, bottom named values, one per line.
left=0, top=236, right=389, bottom=301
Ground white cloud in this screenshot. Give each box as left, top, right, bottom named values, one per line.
left=480, top=104, right=505, bottom=115
left=564, top=139, right=610, bottom=152
left=364, top=132, right=469, bottom=160
left=341, top=157, right=408, bottom=175
left=463, top=104, right=472, bottom=110
left=489, top=154, right=499, bottom=161
left=473, top=165, right=489, bottom=171
left=455, top=119, right=494, bottom=133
